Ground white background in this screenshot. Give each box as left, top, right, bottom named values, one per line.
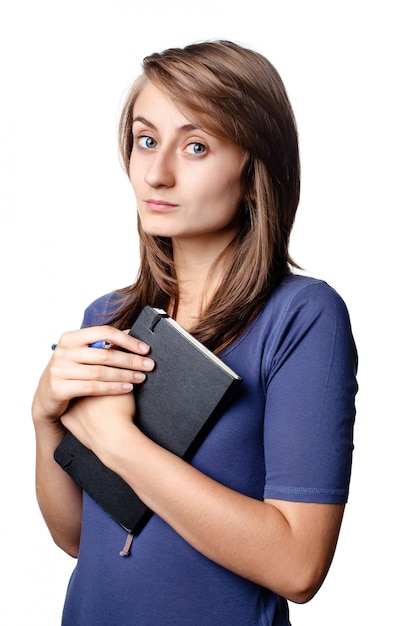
left=1, top=1, right=415, bottom=624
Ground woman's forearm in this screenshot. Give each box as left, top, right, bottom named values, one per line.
left=31, top=325, right=154, bottom=556
left=33, top=418, right=82, bottom=557
left=99, top=423, right=343, bottom=603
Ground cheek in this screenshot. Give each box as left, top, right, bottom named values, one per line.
left=206, top=160, right=243, bottom=197
left=128, top=151, right=142, bottom=183
left=217, top=173, right=244, bottom=206
left=129, top=166, right=141, bottom=194
left=206, top=178, right=244, bottom=225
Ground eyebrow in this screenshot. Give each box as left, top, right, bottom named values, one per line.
left=132, top=115, right=200, bottom=134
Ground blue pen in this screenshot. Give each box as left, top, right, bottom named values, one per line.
left=89, top=340, right=113, bottom=349
left=51, top=340, right=113, bottom=350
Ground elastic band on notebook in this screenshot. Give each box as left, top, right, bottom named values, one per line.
left=149, top=312, right=168, bottom=333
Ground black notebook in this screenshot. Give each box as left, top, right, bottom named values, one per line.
left=54, top=307, right=242, bottom=535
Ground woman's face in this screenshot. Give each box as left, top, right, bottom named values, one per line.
left=129, top=81, right=246, bottom=248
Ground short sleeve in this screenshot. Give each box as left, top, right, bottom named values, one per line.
left=80, top=292, right=119, bottom=328
left=262, top=282, right=358, bottom=504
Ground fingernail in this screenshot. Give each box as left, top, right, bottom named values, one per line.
left=122, top=383, right=134, bottom=390
left=142, top=358, right=154, bottom=370
left=133, top=372, right=146, bottom=382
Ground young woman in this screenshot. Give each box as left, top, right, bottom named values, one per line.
left=32, top=40, right=358, bottom=625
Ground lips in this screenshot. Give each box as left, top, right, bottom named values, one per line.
left=145, top=199, right=178, bottom=212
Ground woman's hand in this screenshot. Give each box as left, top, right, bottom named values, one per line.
left=60, top=393, right=136, bottom=456
left=31, top=325, right=152, bottom=556
left=32, top=325, right=154, bottom=426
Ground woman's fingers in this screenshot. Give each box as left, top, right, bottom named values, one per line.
left=36, top=325, right=155, bottom=421
left=48, top=358, right=146, bottom=391
left=55, top=326, right=150, bottom=356
left=52, top=345, right=154, bottom=379
left=50, top=377, right=136, bottom=400
left=33, top=324, right=154, bottom=425
left=51, top=326, right=155, bottom=382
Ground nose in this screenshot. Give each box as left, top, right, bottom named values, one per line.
left=144, top=149, right=175, bottom=188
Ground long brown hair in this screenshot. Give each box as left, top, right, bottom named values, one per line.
left=112, top=40, right=300, bottom=353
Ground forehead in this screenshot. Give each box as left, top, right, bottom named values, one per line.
left=132, top=81, right=193, bottom=125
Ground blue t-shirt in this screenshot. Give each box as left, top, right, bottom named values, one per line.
left=61, top=275, right=358, bottom=626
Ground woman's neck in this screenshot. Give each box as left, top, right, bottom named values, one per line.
left=170, top=233, right=235, bottom=329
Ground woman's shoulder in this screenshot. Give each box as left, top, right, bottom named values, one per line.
left=244, top=273, right=354, bottom=351
left=265, top=273, right=350, bottom=318
left=224, top=274, right=354, bottom=357
left=81, top=291, right=122, bottom=327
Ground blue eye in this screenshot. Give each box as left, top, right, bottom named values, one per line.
left=138, top=135, right=158, bottom=149
left=186, top=142, right=207, bottom=156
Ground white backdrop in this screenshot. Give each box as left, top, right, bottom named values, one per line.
left=1, top=1, right=415, bottom=624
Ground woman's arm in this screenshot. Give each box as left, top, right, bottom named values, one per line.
left=31, top=326, right=154, bottom=556
left=117, top=428, right=344, bottom=603
left=61, top=394, right=344, bottom=602
left=32, top=417, right=83, bottom=557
